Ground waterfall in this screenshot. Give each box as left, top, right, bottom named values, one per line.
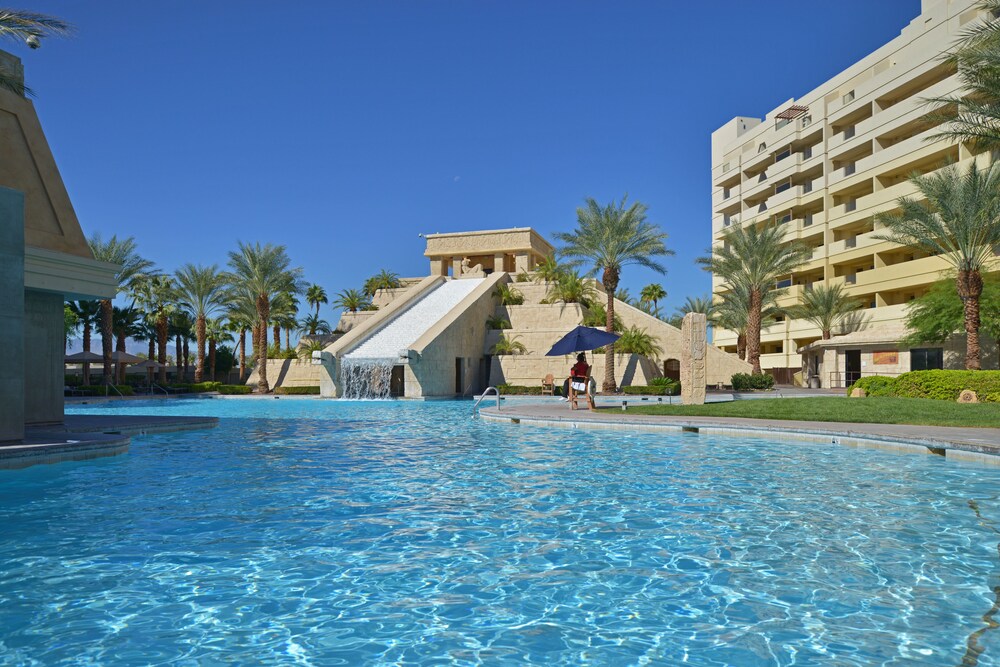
left=339, top=279, right=485, bottom=399
left=341, top=358, right=395, bottom=400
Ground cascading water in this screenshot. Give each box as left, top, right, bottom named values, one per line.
left=340, top=278, right=484, bottom=399
left=340, top=359, right=395, bottom=400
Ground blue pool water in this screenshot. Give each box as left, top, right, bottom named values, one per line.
left=2, top=398, right=1000, bottom=665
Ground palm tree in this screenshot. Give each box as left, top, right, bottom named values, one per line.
left=305, top=284, right=328, bottom=316
left=556, top=196, right=672, bottom=392
left=226, top=291, right=257, bottom=384
left=174, top=263, right=228, bottom=383
left=711, top=282, right=782, bottom=361
left=698, top=223, right=811, bottom=374
left=364, top=269, right=402, bottom=297
left=88, top=234, right=155, bottom=387
left=300, top=314, right=331, bottom=336
left=675, top=295, right=714, bottom=320
left=639, top=283, right=667, bottom=316
left=111, top=305, right=142, bottom=383
left=269, top=291, right=299, bottom=352
left=0, top=9, right=71, bottom=97
left=875, top=161, right=1000, bottom=369
left=169, top=311, right=195, bottom=382
left=227, top=242, right=302, bottom=393
left=533, top=255, right=566, bottom=284
left=63, top=304, right=79, bottom=351
left=786, top=283, right=862, bottom=340
left=133, top=274, right=175, bottom=384
left=925, top=1, right=1000, bottom=150
left=205, top=318, right=233, bottom=382
left=67, top=300, right=101, bottom=385
left=545, top=269, right=597, bottom=306
left=333, top=288, right=372, bottom=313
left=615, top=288, right=636, bottom=306
left=492, top=283, right=524, bottom=306
left=491, top=334, right=528, bottom=355
left=615, top=325, right=663, bottom=357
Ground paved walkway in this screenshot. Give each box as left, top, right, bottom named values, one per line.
left=479, top=401, right=1000, bottom=463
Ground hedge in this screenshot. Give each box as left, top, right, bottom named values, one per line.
left=218, top=384, right=252, bottom=395
left=622, top=385, right=677, bottom=396
left=496, top=384, right=546, bottom=395
left=275, top=386, right=321, bottom=395
left=891, top=370, right=1000, bottom=401
left=846, top=376, right=897, bottom=397
left=731, top=373, right=775, bottom=391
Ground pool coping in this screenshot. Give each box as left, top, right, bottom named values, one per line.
left=2, top=416, right=220, bottom=470
left=479, top=404, right=1000, bottom=466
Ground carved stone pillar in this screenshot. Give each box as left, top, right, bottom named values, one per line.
left=680, top=313, right=707, bottom=405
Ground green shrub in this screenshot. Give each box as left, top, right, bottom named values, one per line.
left=846, top=376, right=898, bottom=397
left=274, top=386, right=321, bottom=395
left=218, top=384, right=252, bottom=395
left=496, top=383, right=545, bottom=395
left=65, top=375, right=83, bottom=386
left=731, top=373, right=775, bottom=391
left=892, top=370, right=1000, bottom=401
left=188, top=381, right=222, bottom=393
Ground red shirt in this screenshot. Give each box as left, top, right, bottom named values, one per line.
left=571, top=361, right=590, bottom=380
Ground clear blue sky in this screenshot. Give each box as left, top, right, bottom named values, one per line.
left=25, top=0, right=919, bottom=323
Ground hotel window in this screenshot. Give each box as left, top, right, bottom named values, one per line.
left=801, top=115, right=812, bottom=128
left=775, top=148, right=791, bottom=162
left=758, top=142, right=767, bottom=154
left=911, top=348, right=943, bottom=371
left=842, top=90, right=855, bottom=105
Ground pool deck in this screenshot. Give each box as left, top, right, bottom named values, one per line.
left=1, top=415, right=219, bottom=470
left=479, top=401, right=1000, bottom=465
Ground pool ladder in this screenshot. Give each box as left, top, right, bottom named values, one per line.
left=472, top=386, right=501, bottom=417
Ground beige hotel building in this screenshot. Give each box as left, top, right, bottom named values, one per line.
left=710, top=0, right=996, bottom=387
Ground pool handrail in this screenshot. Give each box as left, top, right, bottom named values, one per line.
left=472, top=386, right=501, bottom=416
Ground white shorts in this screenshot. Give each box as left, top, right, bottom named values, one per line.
left=571, top=381, right=587, bottom=392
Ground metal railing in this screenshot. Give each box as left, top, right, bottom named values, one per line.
left=472, top=386, right=501, bottom=416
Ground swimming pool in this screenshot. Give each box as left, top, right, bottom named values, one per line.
left=2, top=398, right=999, bottom=665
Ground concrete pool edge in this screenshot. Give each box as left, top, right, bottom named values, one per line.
left=2, top=416, right=220, bottom=470
left=479, top=405, right=1000, bottom=465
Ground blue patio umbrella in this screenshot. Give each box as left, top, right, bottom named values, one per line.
left=545, top=326, right=621, bottom=356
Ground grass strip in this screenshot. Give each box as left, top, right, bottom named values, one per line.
left=624, top=397, right=1000, bottom=428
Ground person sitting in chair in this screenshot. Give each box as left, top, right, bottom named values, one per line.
left=568, top=353, right=595, bottom=411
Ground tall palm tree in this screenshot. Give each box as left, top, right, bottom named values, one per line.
left=269, top=292, right=299, bottom=352
left=925, top=1, right=1000, bottom=150
left=786, top=283, right=862, bottom=340
left=875, top=161, right=1000, bottom=369
left=133, top=274, right=175, bottom=384
left=0, top=9, right=70, bottom=97
left=698, top=223, right=811, bottom=374
left=710, top=283, right=782, bottom=361
left=174, top=263, right=228, bottom=383
left=88, top=234, right=155, bottom=387
left=639, top=283, right=667, bottom=316
left=227, top=242, right=302, bottom=393
left=300, top=313, right=331, bottom=336
left=67, top=300, right=101, bottom=385
left=305, top=284, right=328, bottom=316
left=169, top=311, right=195, bottom=382
left=226, top=292, right=257, bottom=384
left=556, top=196, right=672, bottom=392
left=111, top=305, right=142, bottom=383
left=205, top=318, right=233, bottom=382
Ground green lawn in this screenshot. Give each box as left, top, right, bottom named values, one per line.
left=624, top=397, right=1000, bottom=428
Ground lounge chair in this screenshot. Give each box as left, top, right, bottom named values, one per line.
left=541, top=373, right=555, bottom=395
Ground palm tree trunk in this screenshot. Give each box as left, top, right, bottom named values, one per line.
left=602, top=268, right=620, bottom=393
left=183, top=339, right=190, bottom=380
left=239, top=329, right=247, bottom=383
left=737, top=332, right=746, bottom=361
left=148, top=338, right=154, bottom=359
left=175, top=334, right=182, bottom=383
left=195, top=315, right=206, bottom=383
left=99, top=300, right=113, bottom=387
left=209, top=340, right=217, bottom=381
left=82, top=322, right=92, bottom=386
left=285, top=328, right=291, bottom=351
left=958, top=269, right=983, bottom=370
left=258, top=295, right=271, bottom=393
left=746, top=288, right=763, bottom=375
left=116, top=331, right=127, bottom=384
left=156, top=314, right=168, bottom=384
left=273, top=323, right=280, bottom=353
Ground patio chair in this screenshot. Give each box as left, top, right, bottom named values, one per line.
left=541, top=374, right=555, bottom=395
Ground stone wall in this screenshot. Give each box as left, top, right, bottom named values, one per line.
left=0, top=187, right=24, bottom=442
left=23, top=290, right=63, bottom=424
left=246, top=358, right=322, bottom=388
